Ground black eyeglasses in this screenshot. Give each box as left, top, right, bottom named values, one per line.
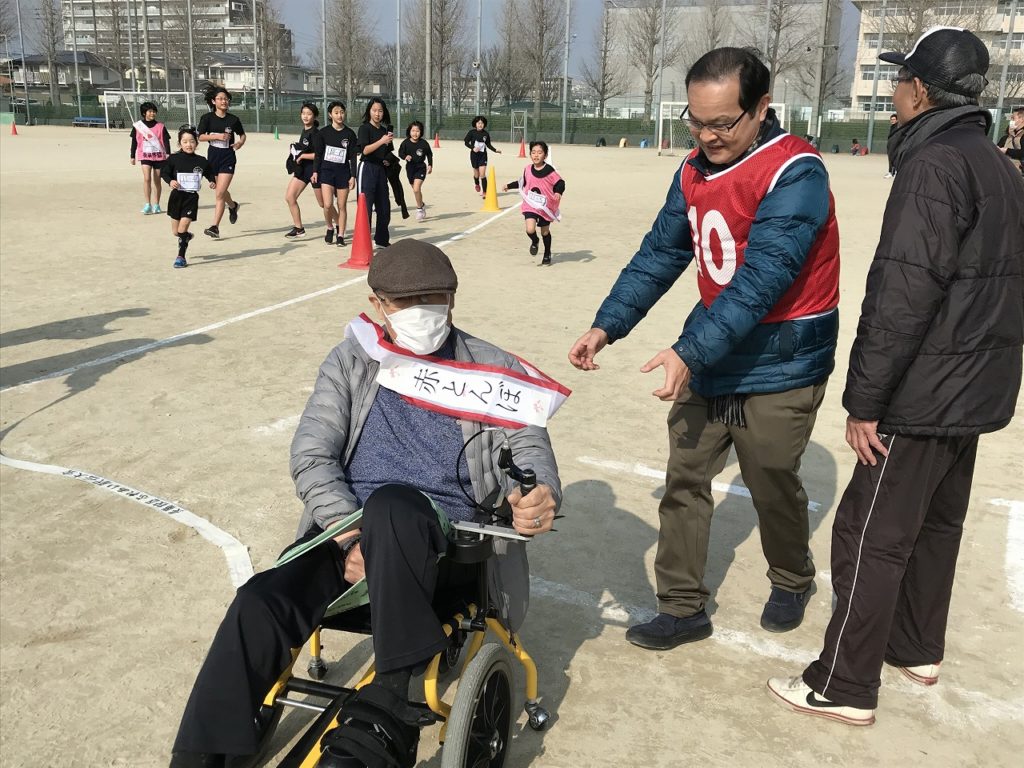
left=681, top=105, right=747, bottom=136
left=889, top=75, right=915, bottom=90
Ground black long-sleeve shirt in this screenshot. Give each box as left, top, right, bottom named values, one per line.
left=398, top=138, right=433, bottom=171
left=129, top=119, right=171, bottom=157
left=160, top=151, right=216, bottom=191
left=313, top=124, right=359, bottom=176
left=464, top=128, right=497, bottom=153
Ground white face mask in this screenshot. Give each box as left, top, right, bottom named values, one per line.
left=383, top=302, right=451, bottom=355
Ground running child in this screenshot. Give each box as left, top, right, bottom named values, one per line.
left=284, top=102, right=325, bottom=238
left=197, top=86, right=245, bottom=238
left=129, top=101, right=171, bottom=214
left=356, top=97, right=396, bottom=249
left=464, top=115, right=500, bottom=197
left=503, top=140, right=564, bottom=266
left=399, top=120, right=433, bottom=221
left=160, top=125, right=217, bottom=269
left=312, top=100, right=358, bottom=246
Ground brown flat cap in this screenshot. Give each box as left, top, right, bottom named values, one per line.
left=367, top=239, right=458, bottom=298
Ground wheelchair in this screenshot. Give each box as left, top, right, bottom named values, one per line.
left=247, top=453, right=552, bottom=768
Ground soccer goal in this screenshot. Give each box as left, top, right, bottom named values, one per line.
left=656, top=101, right=788, bottom=156
left=102, top=91, right=195, bottom=132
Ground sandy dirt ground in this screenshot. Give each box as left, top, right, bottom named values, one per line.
left=1, top=126, right=1021, bottom=768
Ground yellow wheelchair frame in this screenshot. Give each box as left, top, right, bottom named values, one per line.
left=251, top=539, right=551, bottom=768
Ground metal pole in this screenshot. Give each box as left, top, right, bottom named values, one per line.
left=474, top=0, right=481, bottom=114
left=70, top=0, right=82, bottom=117
left=14, top=0, right=30, bottom=123
left=560, top=0, right=570, bottom=143
left=396, top=0, right=402, bottom=135
left=125, top=0, right=137, bottom=96
left=141, top=0, right=152, bottom=90
left=809, top=0, right=831, bottom=144
left=993, top=0, right=1019, bottom=141
left=186, top=0, right=195, bottom=125
left=252, top=0, right=259, bottom=131
left=425, top=0, right=431, bottom=141
left=654, top=0, right=667, bottom=149
left=866, top=0, right=886, bottom=152
left=322, top=0, right=328, bottom=114
left=764, top=0, right=774, bottom=79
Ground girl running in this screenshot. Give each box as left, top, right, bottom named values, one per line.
left=160, top=125, right=217, bottom=268
left=464, top=115, right=500, bottom=197
left=398, top=120, right=433, bottom=221
left=197, top=86, right=245, bottom=239
left=503, top=141, right=564, bottom=266
left=312, top=100, right=358, bottom=247
left=129, top=101, right=171, bottom=214
left=356, top=97, right=395, bottom=249
left=284, top=102, right=325, bottom=238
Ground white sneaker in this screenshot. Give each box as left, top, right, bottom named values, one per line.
left=766, top=676, right=875, bottom=726
left=895, top=662, right=940, bottom=686
left=883, top=172, right=894, bottom=178
left=416, top=207, right=425, bottom=221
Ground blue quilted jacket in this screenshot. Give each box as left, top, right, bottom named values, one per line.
left=593, top=118, right=839, bottom=398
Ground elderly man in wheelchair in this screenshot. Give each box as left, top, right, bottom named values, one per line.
left=170, top=239, right=567, bottom=768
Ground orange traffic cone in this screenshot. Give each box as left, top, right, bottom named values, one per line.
left=518, top=138, right=526, bottom=158
left=10, top=120, right=18, bottom=136
left=339, top=193, right=374, bottom=270
left=433, top=131, right=440, bottom=148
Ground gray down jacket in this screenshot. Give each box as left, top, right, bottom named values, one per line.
left=289, top=324, right=562, bottom=631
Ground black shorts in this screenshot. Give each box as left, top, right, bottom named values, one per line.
left=294, top=162, right=321, bottom=188
left=167, top=189, right=199, bottom=221
left=208, top=146, right=237, bottom=175
left=406, top=165, right=427, bottom=183
left=140, top=159, right=164, bottom=168
left=469, top=151, right=488, bottom=169
left=318, top=163, right=352, bottom=189
left=523, top=212, right=552, bottom=227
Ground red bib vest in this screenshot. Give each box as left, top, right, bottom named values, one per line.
left=680, top=134, right=840, bottom=322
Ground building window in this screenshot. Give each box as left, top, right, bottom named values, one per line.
left=860, top=64, right=900, bottom=81
left=994, top=33, right=1024, bottom=51
left=858, top=96, right=895, bottom=112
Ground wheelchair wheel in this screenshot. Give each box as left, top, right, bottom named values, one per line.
left=440, top=643, right=513, bottom=768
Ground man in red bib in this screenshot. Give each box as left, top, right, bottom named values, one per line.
left=570, top=47, right=840, bottom=650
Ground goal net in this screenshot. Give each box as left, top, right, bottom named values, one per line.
left=102, top=91, right=195, bottom=132
left=656, top=101, right=788, bottom=156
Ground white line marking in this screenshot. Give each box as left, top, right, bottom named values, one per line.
left=0, top=453, right=255, bottom=588
left=577, top=455, right=821, bottom=512
left=1, top=206, right=517, bottom=395
left=254, top=415, right=301, bottom=436
left=991, top=498, right=1024, bottom=613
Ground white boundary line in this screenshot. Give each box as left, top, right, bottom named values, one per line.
left=0, top=453, right=255, bottom=588
left=577, top=455, right=821, bottom=512
left=1, top=206, right=518, bottom=395
left=991, top=498, right=1024, bottom=613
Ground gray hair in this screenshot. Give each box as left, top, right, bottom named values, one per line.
left=898, top=66, right=985, bottom=108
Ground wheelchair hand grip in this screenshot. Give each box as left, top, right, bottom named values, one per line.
left=518, top=469, right=536, bottom=497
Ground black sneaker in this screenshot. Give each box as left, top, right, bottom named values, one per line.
left=760, top=586, right=810, bottom=633
left=228, top=202, right=239, bottom=224
left=324, top=228, right=335, bottom=244
left=337, top=235, right=346, bottom=247
left=625, top=611, right=712, bottom=650
left=285, top=226, right=306, bottom=238
left=203, top=225, right=220, bottom=239
left=168, top=752, right=226, bottom=768
left=541, top=254, right=552, bottom=266
left=529, top=242, right=539, bottom=256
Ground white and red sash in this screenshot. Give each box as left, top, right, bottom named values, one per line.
left=345, top=314, right=570, bottom=429
left=134, top=120, right=168, bottom=162
left=518, top=164, right=562, bottom=222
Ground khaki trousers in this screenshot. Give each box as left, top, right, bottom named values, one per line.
left=655, top=383, right=826, bottom=617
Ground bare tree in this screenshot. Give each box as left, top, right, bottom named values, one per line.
left=370, top=43, right=398, bottom=100
left=627, top=1, right=683, bottom=123
left=738, top=0, right=817, bottom=90
left=520, top=0, right=564, bottom=122
left=161, top=3, right=217, bottom=92
left=480, top=2, right=530, bottom=113
left=682, top=0, right=732, bottom=68
left=35, top=0, right=63, bottom=106
left=324, top=0, right=372, bottom=108
left=0, top=0, right=13, bottom=41
left=259, top=1, right=293, bottom=108
left=581, top=1, right=626, bottom=117
left=449, top=47, right=475, bottom=114
left=405, top=0, right=469, bottom=125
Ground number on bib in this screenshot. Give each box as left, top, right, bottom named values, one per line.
left=177, top=172, right=201, bottom=192
left=687, top=207, right=737, bottom=286
left=324, top=145, right=347, bottom=164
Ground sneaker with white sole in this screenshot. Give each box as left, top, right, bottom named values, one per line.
left=894, top=662, right=940, bottom=686
left=765, top=676, right=875, bottom=726
left=153, top=204, right=162, bottom=214
left=416, top=207, right=426, bottom=221
left=141, top=203, right=152, bottom=215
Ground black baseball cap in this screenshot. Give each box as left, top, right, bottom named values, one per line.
left=880, top=26, right=989, bottom=97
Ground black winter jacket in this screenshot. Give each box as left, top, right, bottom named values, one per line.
left=844, top=107, right=1024, bottom=436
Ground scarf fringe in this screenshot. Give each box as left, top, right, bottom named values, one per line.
left=707, top=393, right=747, bottom=428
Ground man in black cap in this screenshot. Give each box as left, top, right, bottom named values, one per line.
left=766, top=26, right=1024, bottom=726
left=170, top=239, right=562, bottom=767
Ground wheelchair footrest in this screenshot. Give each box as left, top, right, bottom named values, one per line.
left=319, top=684, right=423, bottom=768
